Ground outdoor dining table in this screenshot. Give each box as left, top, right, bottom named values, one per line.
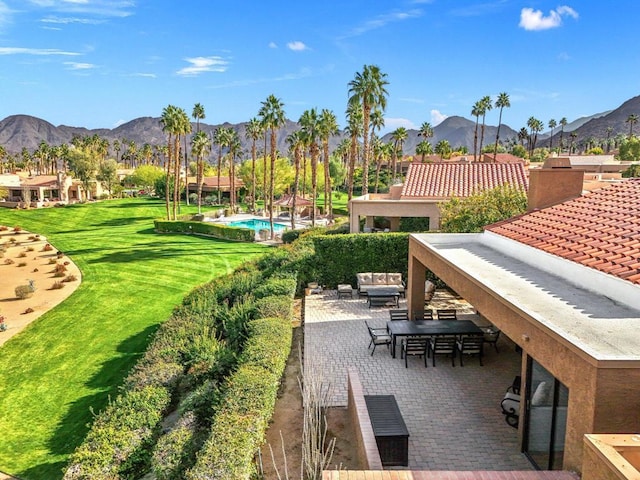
left=386, top=319, right=483, bottom=358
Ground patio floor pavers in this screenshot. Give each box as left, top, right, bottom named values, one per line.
left=304, top=289, right=534, bottom=471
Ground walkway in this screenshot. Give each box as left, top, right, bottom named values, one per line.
left=304, top=288, right=534, bottom=471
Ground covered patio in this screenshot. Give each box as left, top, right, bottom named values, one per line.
left=304, top=288, right=533, bottom=471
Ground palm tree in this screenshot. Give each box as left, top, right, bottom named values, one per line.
left=605, top=126, right=614, bottom=153
left=173, top=108, right=191, bottom=218
left=345, top=102, right=363, bottom=201
left=259, top=94, right=286, bottom=239
left=527, top=117, right=544, bottom=159
left=478, top=96, right=492, bottom=158
left=348, top=64, right=389, bottom=195
left=558, top=117, right=568, bottom=153
left=416, top=140, right=433, bottom=162
left=245, top=117, right=262, bottom=213
left=570, top=132, right=578, bottom=153
left=390, top=127, right=408, bottom=182
left=286, top=130, right=304, bottom=229
left=112, top=139, right=121, bottom=164
left=160, top=105, right=179, bottom=220
left=192, top=103, right=205, bottom=132
left=318, top=109, right=338, bottom=222
left=213, top=127, right=231, bottom=205
left=371, top=136, right=383, bottom=194
left=471, top=101, right=482, bottom=162
left=299, top=108, right=320, bottom=227
left=227, top=130, right=241, bottom=213
left=191, top=130, right=211, bottom=214
left=626, top=114, right=638, bottom=138
left=548, top=119, right=557, bottom=152
left=435, top=139, right=451, bottom=160
left=492, top=92, right=510, bottom=159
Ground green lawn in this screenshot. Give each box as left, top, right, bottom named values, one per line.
left=0, top=199, right=270, bottom=479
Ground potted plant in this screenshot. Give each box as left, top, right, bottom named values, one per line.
left=0, top=315, right=7, bottom=332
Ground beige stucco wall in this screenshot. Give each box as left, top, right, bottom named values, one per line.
left=349, top=197, right=441, bottom=233
left=407, top=235, right=640, bottom=473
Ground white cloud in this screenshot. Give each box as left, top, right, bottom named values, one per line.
left=176, top=56, right=229, bottom=76
left=383, top=117, right=417, bottom=132
left=0, top=46, right=80, bottom=55
left=129, top=72, right=156, bottom=78
left=41, top=16, right=103, bottom=24
left=431, top=109, right=448, bottom=126
left=557, top=51, right=570, bottom=61
left=341, top=8, right=423, bottom=38
left=27, top=0, right=134, bottom=18
left=287, top=41, right=307, bottom=51
left=64, top=61, right=95, bottom=69
left=268, top=41, right=277, bottom=49
left=0, top=1, right=14, bottom=30
left=519, top=6, right=578, bottom=31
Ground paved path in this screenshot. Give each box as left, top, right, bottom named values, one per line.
left=304, top=289, right=534, bottom=471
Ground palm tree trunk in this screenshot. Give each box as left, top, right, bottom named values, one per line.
left=263, top=135, right=268, bottom=216
left=292, top=150, right=300, bottom=230
left=269, top=130, right=276, bottom=239
left=165, top=134, right=172, bottom=220
left=251, top=141, right=256, bottom=212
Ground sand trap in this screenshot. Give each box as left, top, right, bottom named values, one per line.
left=0, top=225, right=81, bottom=347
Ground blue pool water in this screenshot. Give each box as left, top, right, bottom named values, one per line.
left=228, top=218, right=288, bottom=233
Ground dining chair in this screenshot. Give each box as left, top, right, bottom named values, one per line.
left=389, top=309, right=409, bottom=321
left=428, top=335, right=456, bottom=366
left=365, top=320, right=391, bottom=356
left=482, top=327, right=501, bottom=352
left=413, top=309, right=434, bottom=321
left=436, top=309, right=458, bottom=320
left=456, top=334, right=484, bottom=366
left=400, top=336, right=429, bottom=368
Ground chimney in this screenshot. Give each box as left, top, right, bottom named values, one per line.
left=527, top=158, right=584, bottom=211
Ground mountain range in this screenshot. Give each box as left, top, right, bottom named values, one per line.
left=1, top=95, right=638, bottom=158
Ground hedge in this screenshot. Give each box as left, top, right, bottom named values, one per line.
left=154, top=220, right=255, bottom=242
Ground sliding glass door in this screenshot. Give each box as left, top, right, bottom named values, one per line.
left=523, top=358, right=568, bottom=470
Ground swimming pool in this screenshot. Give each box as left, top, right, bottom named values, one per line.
left=228, top=218, right=288, bottom=233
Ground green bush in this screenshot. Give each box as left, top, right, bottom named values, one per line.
left=240, top=317, right=292, bottom=375
left=154, top=220, right=255, bottom=242
left=254, top=295, right=293, bottom=321
left=64, top=386, right=171, bottom=480
left=253, top=276, right=297, bottom=299
left=151, top=412, right=202, bottom=480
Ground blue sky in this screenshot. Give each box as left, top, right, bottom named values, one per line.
left=1, top=1, right=639, bottom=134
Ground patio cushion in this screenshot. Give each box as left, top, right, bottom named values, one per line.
left=531, top=381, right=552, bottom=406
left=373, top=273, right=388, bottom=285
left=387, top=273, right=403, bottom=285
left=357, top=273, right=373, bottom=285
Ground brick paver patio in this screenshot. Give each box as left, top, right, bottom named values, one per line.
left=304, top=288, right=534, bottom=471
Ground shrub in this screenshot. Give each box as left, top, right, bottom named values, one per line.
left=63, top=274, right=78, bottom=282
left=17, top=262, right=27, bottom=267
left=154, top=220, right=254, bottom=243
left=42, top=243, right=53, bottom=252
left=18, top=252, right=27, bottom=258
left=26, top=246, right=34, bottom=252
left=252, top=276, right=297, bottom=299
left=151, top=412, right=202, bottom=480
left=50, top=281, right=65, bottom=290
left=13, top=226, right=21, bottom=232
left=254, top=295, right=293, bottom=321
left=4, top=259, right=14, bottom=265
left=48, top=258, right=57, bottom=264
left=63, top=386, right=171, bottom=480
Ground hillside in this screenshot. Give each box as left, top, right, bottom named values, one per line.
left=1, top=94, right=639, bottom=158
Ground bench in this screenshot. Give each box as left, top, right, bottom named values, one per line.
left=364, top=395, right=409, bottom=467
left=356, top=273, right=405, bottom=297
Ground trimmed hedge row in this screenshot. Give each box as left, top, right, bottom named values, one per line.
left=64, top=386, right=171, bottom=479
left=185, top=316, right=293, bottom=479
left=154, top=219, right=255, bottom=242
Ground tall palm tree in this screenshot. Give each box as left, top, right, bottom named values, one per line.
left=213, top=127, right=231, bottom=205
left=348, top=64, right=389, bottom=195
left=435, top=139, right=451, bottom=160
left=160, top=105, right=179, bottom=220
left=299, top=108, right=320, bottom=227
left=192, top=103, right=205, bottom=132
left=548, top=119, right=557, bottom=152
left=245, top=117, right=262, bottom=213
left=471, top=101, right=482, bottom=162
left=478, top=96, right=492, bottom=158
left=390, top=127, right=408, bottom=182
left=527, top=116, right=543, bottom=158
left=558, top=117, right=568, bottom=153
left=227, top=130, right=241, bottom=213
left=371, top=136, right=383, bottom=193
left=570, top=132, right=578, bottom=153
left=191, top=130, right=211, bottom=214
left=418, top=121, right=434, bottom=162
left=626, top=114, right=639, bottom=138
left=345, top=102, right=363, bottom=201
left=259, top=94, right=286, bottom=239
left=492, top=92, right=510, bottom=159
left=173, top=108, right=191, bottom=219
left=416, top=140, right=433, bottom=162
left=605, top=126, right=614, bottom=153
left=318, top=108, right=338, bottom=222
left=286, top=129, right=304, bottom=229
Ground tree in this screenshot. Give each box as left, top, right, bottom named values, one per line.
left=348, top=64, right=388, bottom=195
left=191, top=130, right=211, bottom=213
left=213, top=127, right=232, bottom=205
left=527, top=116, right=544, bottom=158
left=390, top=127, right=407, bottom=182
left=619, top=136, right=640, bottom=162
left=439, top=184, right=528, bottom=233
left=192, top=103, right=205, bottom=133
left=344, top=102, right=363, bottom=201
left=471, top=101, right=482, bottom=162
left=96, top=159, right=118, bottom=197
left=492, top=92, right=510, bottom=160
left=548, top=119, right=557, bottom=152
left=318, top=108, right=339, bottom=222
left=478, top=96, right=493, bottom=159
left=418, top=121, right=433, bottom=144
left=227, top=130, right=241, bottom=213
left=67, top=150, right=98, bottom=200
left=245, top=117, right=262, bottom=212
left=259, top=94, right=286, bottom=239
left=435, top=139, right=452, bottom=160
left=286, top=129, right=304, bottom=229
left=626, top=114, right=638, bottom=138
left=558, top=117, right=568, bottom=153
left=160, top=105, right=189, bottom=220
left=416, top=140, right=433, bottom=162
left=130, top=165, right=164, bottom=193
left=299, top=108, right=320, bottom=227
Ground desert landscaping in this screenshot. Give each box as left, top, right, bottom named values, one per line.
left=0, top=226, right=81, bottom=347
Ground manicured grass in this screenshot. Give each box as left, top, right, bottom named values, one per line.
left=0, top=198, right=270, bottom=479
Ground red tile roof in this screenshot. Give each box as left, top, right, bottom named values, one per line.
left=487, top=179, right=640, bottom=285
left=401, top=163, right=529, bottom=199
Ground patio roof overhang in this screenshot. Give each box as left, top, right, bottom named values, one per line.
left=408, top=232, right=640, bottom=366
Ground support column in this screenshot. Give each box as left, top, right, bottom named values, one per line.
left=407, top=253, right=426, bottom=320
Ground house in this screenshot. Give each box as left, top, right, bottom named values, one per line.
left=185, top=175, right=244, bottom=201
left=348, top=162, right=529, bottom=233
left=0, top=172, right=92, bottom=207
left=405, top=168, right=640, bottom=473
